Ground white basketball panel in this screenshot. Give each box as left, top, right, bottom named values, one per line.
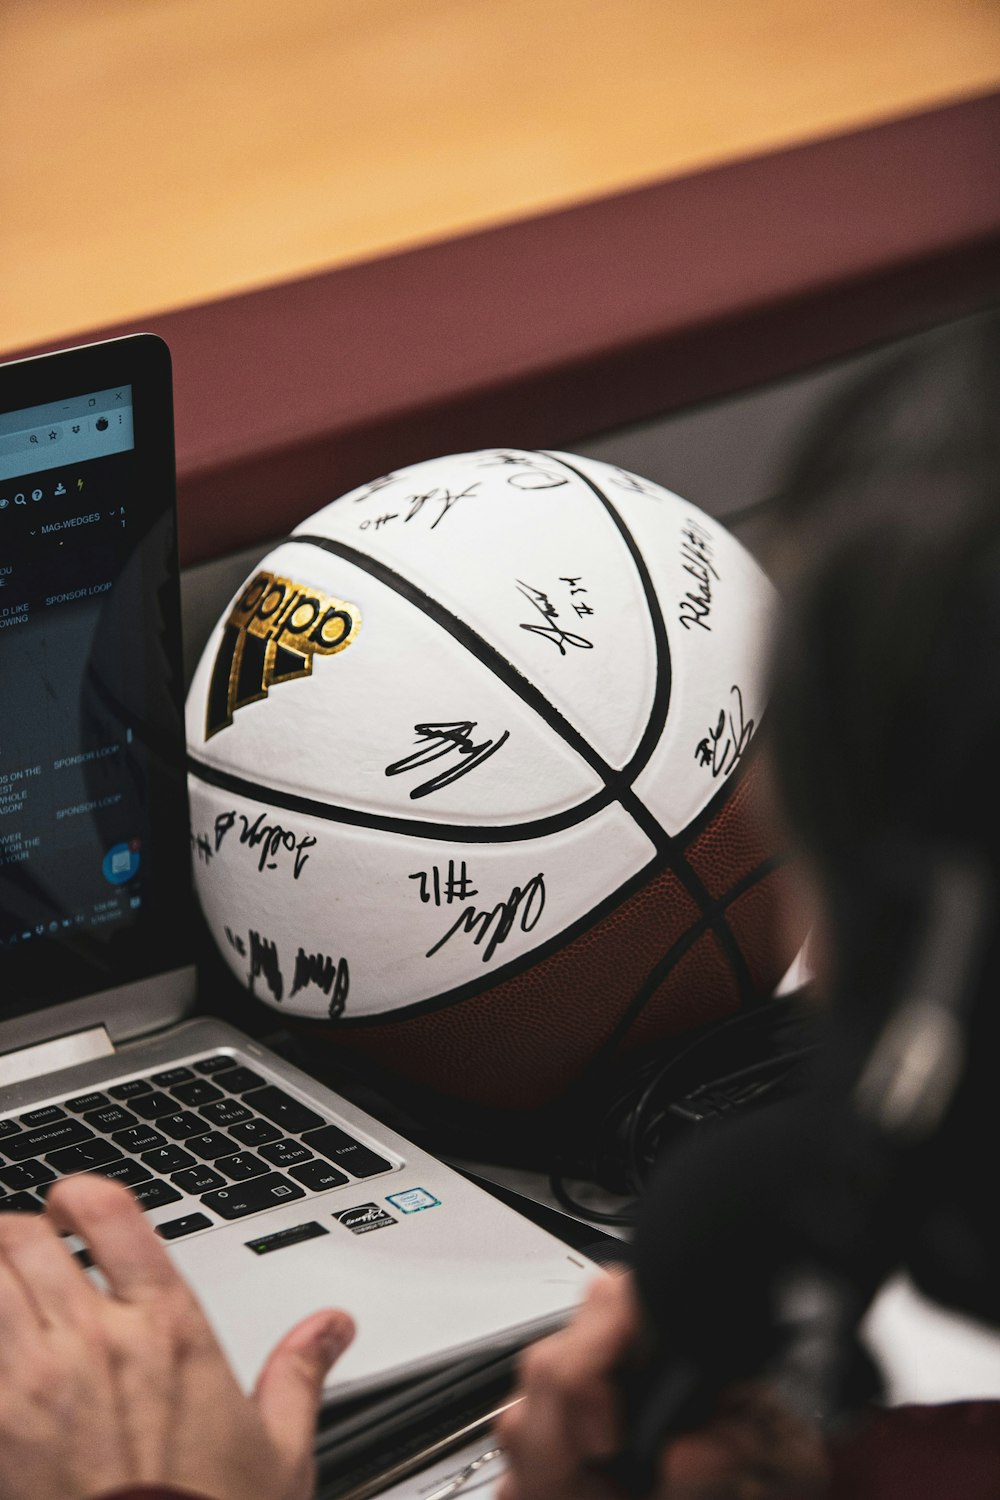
left=555, top=452, right=778, bottom=834
left=188, top=779, right=657, bottom=1018
left=295, top=450, right=658, bottom=771
left=187, top=540, right=604, bottom=826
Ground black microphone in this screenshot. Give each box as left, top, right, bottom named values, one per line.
left=604, top=859, right=989, bottom=1496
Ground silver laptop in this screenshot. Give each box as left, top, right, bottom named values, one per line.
left=0, top=334, right=597, bottom=1402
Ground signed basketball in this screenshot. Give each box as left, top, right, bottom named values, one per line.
left=186, top=450, right=803, bottom=1110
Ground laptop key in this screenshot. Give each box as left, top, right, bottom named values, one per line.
left=172, top=1165, right=225, bottom=1194
left=170, top=1080, right=224, bottom=1107
left=157, top=1213, right=213, bottom=1240
left=0, top=1160, right=57, bottom=1191
left=47, top=1140, right=123, bottom=1173
left=288, top=1160, right=349, bottom=1192
left=243, top=1087, right=324, bottom=1134
left=259, top=1138, right=313, bottom=1168
left=112, top=1124, right=167, bottom=1153
left=20, top=1105, right=68, bottom=1128
left=2, top=1191, right=43, bottom=1212
left=64, top=1091, right=111, bottom=1113
left=193, top=1055, right=238, bottom=1074
left=217, top=1152, right=269, bottom=1181
left=129, top=1092, right=182, bottom=1120
left=90, top=1159, right=153, bottom=1188
left=142, top=1145, right=195, bottom=1173
left=300, top=1126, right=392, bottom=1179
left=84, top=1105, right=139, bottom=1133
left=215, top=1067, right=266, bottom=1094
left=130, top=1180, right=184, bottom=1212
left=201, top=1173, right=306, bottom=1219
left=160, top=1111, right=212, bottom=1140
left=152, top=1067, right=195, bottom=1087
left=0, top=1120, right=23, bottom=1140
left=229, top=1118, right=282, bottom=1147
left=188, top=1131, right=239, bottom=1160
left=108, top=1078, right=154, bottom=1100
left=5, top=1119, right=95, bottom=1160
left=199, top=1100, right=252, bottom=1127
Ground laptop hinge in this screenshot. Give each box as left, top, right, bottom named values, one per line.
left=0, top=1024, right=115, bottom=1089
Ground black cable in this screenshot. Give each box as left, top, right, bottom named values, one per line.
left=548, top=990, right=818, bottom=1228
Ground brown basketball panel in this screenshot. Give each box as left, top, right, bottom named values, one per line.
left=684, top=760, right=779, bottom=900
left=325, top=865, right=705, bottom=1110
left=617, top=927, right=741, bottom=1054
left=722, top=863, right=811, bottom=993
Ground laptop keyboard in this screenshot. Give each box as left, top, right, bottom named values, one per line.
left=0, top=1053, right=395, bottom=1242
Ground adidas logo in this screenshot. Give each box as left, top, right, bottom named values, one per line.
left=204, top=570, right=361, bottom=738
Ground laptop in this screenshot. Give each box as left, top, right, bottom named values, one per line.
left=0, top=333, right=599, bottom=1403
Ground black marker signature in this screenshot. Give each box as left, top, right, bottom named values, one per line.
left=409, top=859, right=478, bottom=904
left=224, top=925, right=246, bottom=957
left=385, top=722, right=509, bottom=799
left=351, top=472, right=400, bottom=502
left=695, top=685, right=754, bottom=779
left=609, top=465, right=659, bottom=496
left=516, top=580, right=593, bottom=654
left=360, top=483, right=479, bottom=532
left=477, top=452, right=568, bottom=489
left=291, top=948, right=349, bottom=1019
left=248, top=929, right=283, bottom=1002
left=190, top=832, right=213, bottom=864
left=426, top=873, right=546, bottom=963
left=678, top=519, right=718, bottom=633
left=214, top=810, right=316, bottom=878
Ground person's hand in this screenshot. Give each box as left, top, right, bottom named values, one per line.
left=496, top=1270, right=829, bottom=1500
left=0, top=1173, right=355, bottom=1500
left=496, top=1268, right=641, bottom=1500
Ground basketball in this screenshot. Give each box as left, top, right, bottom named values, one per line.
left=185, top=449, right=803, bottom=1110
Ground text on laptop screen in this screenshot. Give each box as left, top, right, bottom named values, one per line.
left=0, top=350, right=192, bottom=1021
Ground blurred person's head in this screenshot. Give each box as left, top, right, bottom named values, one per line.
left=760, top=311, right=1000, bottom=1320
left=763, top=313, right=1000, bottom=1030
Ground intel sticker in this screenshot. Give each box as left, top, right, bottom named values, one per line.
left=333, top=1202, right=397, bottom=1235
left=386, top=1187, right=440, bottom=1214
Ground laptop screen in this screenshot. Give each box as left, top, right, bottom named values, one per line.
left=0, top=336, right=193, bottom=1026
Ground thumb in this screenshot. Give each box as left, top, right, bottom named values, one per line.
left=254, top=1308, right=356, bottom=1475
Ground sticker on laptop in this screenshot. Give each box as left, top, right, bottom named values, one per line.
left=333, top=1202, right=397, bottom=1235
left=245, top=1222, right=329, bottom=1256
left=386, top=1187, right=441, bottom=1214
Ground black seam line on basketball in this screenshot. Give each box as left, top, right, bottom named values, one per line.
left=287, top=522, right=719, bottom=906
left=290, top=531, right=619, bottom=790
left=316, top=848, right=788, bottom=1031
left=580, top=854, right=791, bottom=1067
left=538, top=451, right=672, bottom=788
left=532, top=454, right=750, bottom=983
left=312, top=850, right=670, bottom=1027
left=286, top=530, right=710, bottom=893
left=279, top=514, right=743, bottom=976
left=536, top=453, right=767, bottom=868
left=186, top=753, right=622, bottom=843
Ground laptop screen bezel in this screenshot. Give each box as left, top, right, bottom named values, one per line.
left=0, top=334, right=196, bottom=1053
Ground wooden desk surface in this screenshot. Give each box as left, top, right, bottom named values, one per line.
left=2, top=0, right=998, bottom=353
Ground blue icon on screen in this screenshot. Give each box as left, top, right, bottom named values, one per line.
left=102, top=841, right=140, bottom=885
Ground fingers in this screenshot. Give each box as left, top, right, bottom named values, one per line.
left=541, top=1273, right=640, bottom=1457
left=254, top=1308, right=355, bottom=1471
left=0, top=1213, right=49, bottom=1354
left=659, top=1385, right=830, bottom=1500
left=0, top=1210, right=99, bottom=1333
left=44, top=1175, right=192, bottom=1305
left=497, top=1272, right=640, bottom=1500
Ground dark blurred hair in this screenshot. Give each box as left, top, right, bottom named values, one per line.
left=764, top=310, right=1000, bottom=1023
